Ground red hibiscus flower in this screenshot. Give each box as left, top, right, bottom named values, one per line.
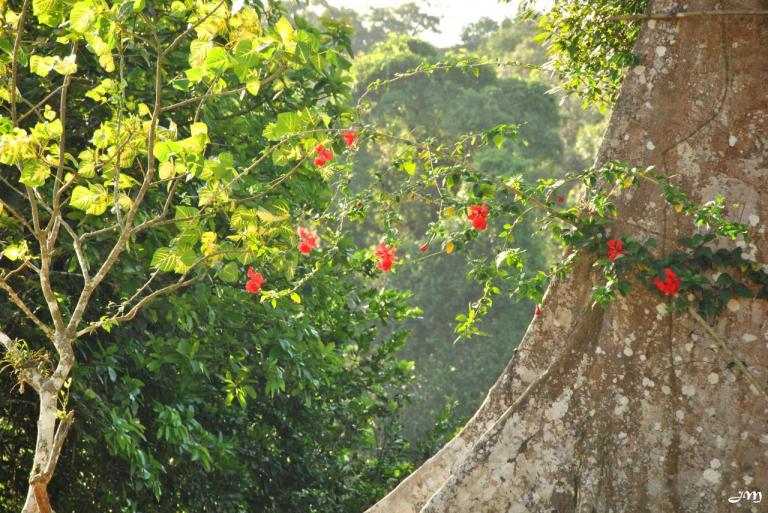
left=297, top=227, right=318, bottom=255
left=557, top=195, right=565, bottom=204
left=467, top=203, right=489, bottom=231
left=341, top=130, right=358, bottom=148
left=607, top=239, right=625, bottom=261
left=313, top=144, right=334, bottom=167
left=245, top=267, right=265, bottom=293
left=375, top=243, right=398, bottom=272
left=419, top=243, right=428, bottom=253
left=654, top=268, right=680, bottom=296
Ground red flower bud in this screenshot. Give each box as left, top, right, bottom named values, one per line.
left=419, top=243, right=428, bottom=253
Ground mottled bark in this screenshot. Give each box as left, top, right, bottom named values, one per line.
left=367, top=2, right=768, bottom=512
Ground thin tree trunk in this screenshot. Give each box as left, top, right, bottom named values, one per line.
left=22, top=392, right=57, bottom=513
left=367, top=1, right=768, bottom=511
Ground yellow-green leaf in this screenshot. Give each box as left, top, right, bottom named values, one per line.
left=53, top=54, right=77, bottom=75
left=20, top=160, right=51, bottom=188
left=29, top=55, right=55, bottom=77
left=275, top=17, right=296, bottom=54
left=245, top=78, right=260, bottom=96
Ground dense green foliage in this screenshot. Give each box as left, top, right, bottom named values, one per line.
left=3, top=280, right=419, bottom=512
left=524, top=0, right=650, bottom=105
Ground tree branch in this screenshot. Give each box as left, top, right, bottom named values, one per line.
left=163, top=0, right=227, bottom=57
left=66, top=27, right=166, bottom=337
left=0, top=278, right=54, bottom=340
left=10, top=0, right=30, bottom=123
left=608, top=10, right=768, bottom=21
left=160, top=62, right=286, bottom=113
left=689, top=309, right=768, bottom=405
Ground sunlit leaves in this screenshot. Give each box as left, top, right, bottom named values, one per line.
left=204, top=46, right=231, bottom=72
left=19, top=160, right=51, bottom=187
left=32, top=0, right=67, bottom=27
left=2, top=241, right=30, bottom=261
left=275, top=17, right=296, bottom=54
left=70, top=184, right=111, bottom=215
left=150, top=246, right=196, bottom=274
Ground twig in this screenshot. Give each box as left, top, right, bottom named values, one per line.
left=689, top=309, right=768, bottom=405
left=10, top=0, right=30, bottom=123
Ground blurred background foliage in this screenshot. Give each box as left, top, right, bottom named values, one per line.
left=296, top=2, right=608, bottom=439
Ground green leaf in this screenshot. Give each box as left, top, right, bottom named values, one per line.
left=217, top=261, right=239, bottom=283
left=289, top=292, right=301, bottom=304
left=69, top=0, right=96, bottom=33
left=275, top=17, right=296, bottom=54
left=150, top=248, right=176, bottom=272
left=153, top=141, right=171, bottom=162
left=20, top=160, right=51, bottom=188
left=70, top=184, right=110, bottom=215
left=263, top=111, right=304, bottom=141
left=29, top=55, right=55, bottom=77
left=205, top=47, right=230, bottom=72
left=33, top=0, right=66, bottom=27
left=2, top=241, right=29, bottom=261
left=159, top=160, right=175, bottom=180
left=53, top=54, right=77, bottom=75
left=174, top=205, right=199, bottom=228
left=188, top=40, right=212, bottom=68
left=245, top=78, right=260, bottom=96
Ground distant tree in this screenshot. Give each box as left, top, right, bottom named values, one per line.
left=460, top=17, right=500, bottom=51
left=291, top=1, right=440, bottom=53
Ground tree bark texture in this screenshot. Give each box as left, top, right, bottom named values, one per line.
left=367, top=2, right=768, bottom=512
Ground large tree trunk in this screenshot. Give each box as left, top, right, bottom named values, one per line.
left=368, top=2, right=768, bottom=512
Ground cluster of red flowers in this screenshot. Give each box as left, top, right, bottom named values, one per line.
left=654, top=268, right=680, bottom=296
left=297, top=227, right=317, bottom=255
left=245, top=267, right=266, bottom=293
left=375, top=243, right=398, bottom=271
left=313, top=130, right=359, bottom=168
left=607, top=239, right=625, bottom=261
left=313, top=144, right=333, bottom=167
left=467, top=204, right=489, bottom=231
left=342, top=130, right=358, bottom=148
